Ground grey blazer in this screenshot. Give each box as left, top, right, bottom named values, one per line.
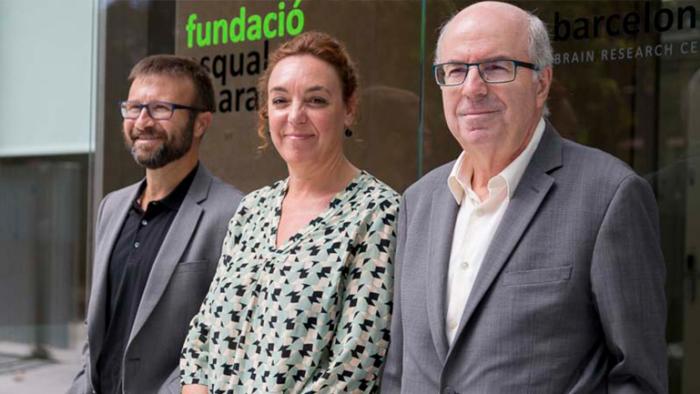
left=68, top=165, right=243, bottom=394
left=381, top=124, right=667, bottom=394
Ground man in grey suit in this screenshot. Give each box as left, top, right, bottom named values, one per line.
left=381, top=2, right=666, bottom=393
left=68, top=55, right=243, bottom=394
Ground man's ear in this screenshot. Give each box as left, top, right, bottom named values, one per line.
left=536, top=66, right=553, bottom=109
left=193, top=111, right=212, bottom=139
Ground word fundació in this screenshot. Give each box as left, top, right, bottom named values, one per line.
left=186, top=0, right=304, bottom=48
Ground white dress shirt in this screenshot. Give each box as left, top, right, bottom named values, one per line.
left=444, top=118, right=545, bottom=344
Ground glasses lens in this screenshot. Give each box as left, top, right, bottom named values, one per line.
left=121, top=102, right=143, bottom=119
left=148, top=102, right=174, bottom=120
left=436, top=63, right=468, bottom=86
left=480, top=60, right=515, bottom=83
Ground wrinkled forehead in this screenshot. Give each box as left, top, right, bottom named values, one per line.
left=437, top=3, right=530, bottom=62
left=269, top=54, right=344, bottom=92
left=129, top=73, right=197, bottom=101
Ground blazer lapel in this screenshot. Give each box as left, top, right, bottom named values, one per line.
left=127, top=166, right=211, bottom=345
left=426, top=182, right=459, bottom=362
left=447, top=125, right=563, bottom=358
left=87, top=182, right=141, bottom=381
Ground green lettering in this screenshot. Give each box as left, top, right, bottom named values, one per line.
left=278, top=1, right=286, bottom=37
left=197, top=21, right=211, bottom=47
left=185, top=1, right=305, bottom=47
left=186, top=13, right=198, bottom=48
left=263, top=12, right=277, bottom=38
left=230, top=6, right=246, bottom=43
left=247, top=15, right=262, bottom=41
left=287, top=0, right=305, bottom=36
left=213, top=19, right=228, bottom=45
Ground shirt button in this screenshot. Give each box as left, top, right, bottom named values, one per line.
left=134, top=241, right=140, bottom=248
left=141, top=219, right=148, bottom=226
left=460, top=260, right=469, bottom=270
left=448, top=319, right=458, bottom=330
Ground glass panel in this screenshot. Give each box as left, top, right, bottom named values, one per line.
left=3, top=0, right=693, bottom=391
left=173, top=0, right=424, bottom=193
left=656, top=3, right=700, bottom=393
left=0, top=2, right=93, bottom=156
left=0, top=0, right=95, bottom=391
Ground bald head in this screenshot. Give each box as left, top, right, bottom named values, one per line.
left=433, top=0, right=554, bottom=162
left=435, top=1, right=552, bottom=70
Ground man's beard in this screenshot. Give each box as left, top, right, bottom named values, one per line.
left=125, top=115, right=195, bottom=169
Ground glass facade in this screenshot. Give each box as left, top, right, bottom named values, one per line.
left=0, top=0, right=697, bottom=392
left=0, top=0, right=95, bottom=390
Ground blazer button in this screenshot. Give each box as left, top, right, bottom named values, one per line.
left=443, top=387, right=456, bottom=394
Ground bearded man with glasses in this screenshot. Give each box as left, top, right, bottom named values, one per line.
left=68, top=55, right=242, bottom=394
left=381, top=2, right=667, bottom=393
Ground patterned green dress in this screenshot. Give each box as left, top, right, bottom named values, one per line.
left=181, top=171, right=399, bottom=393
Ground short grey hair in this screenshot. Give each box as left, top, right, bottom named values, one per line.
left=527, top=11, right=552, bottom=116
left=527, top=11, right=553, bottom=71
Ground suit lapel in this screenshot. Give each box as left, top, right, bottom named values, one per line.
left=447, top=126, right=563, bottom=359
left=87, top=182, right=141, bottom=382
left=426, top=182, right=459, bottom=362
left=127, top=166, right=211, bottom=346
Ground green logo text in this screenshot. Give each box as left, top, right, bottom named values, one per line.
left=186, top=0, right=305, bottom=48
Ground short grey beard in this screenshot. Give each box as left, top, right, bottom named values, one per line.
left=129, top=116, right=195, bottom=169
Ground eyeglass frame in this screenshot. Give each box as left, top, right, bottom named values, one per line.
left=432, top=59, right=540, bottom=86
left=120, top=100, right=207, bottom=120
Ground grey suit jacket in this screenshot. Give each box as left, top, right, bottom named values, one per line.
left=68, top=165, right=243, bottom=394
left=381, top=124, right=667, bottom=394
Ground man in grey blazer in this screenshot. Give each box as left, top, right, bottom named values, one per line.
left=68, top=55, right=243, bottom=394
left=381, top=2, right=666, bottom=393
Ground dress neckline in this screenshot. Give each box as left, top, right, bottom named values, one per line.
left=268, top=170, right=367, bottom=253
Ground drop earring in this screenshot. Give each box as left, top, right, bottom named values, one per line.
left=344, top=128, right=353, bottom=137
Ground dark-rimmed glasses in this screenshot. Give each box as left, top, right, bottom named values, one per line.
left=433, top=59, right=539, bottom=86
left=120, top=100, right=205, bottom=120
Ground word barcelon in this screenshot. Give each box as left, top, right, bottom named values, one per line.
left=186, top=0, right=304, bottom=48
left=553, top=3, right=696, bottom=41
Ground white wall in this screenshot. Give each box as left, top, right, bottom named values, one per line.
left=0, top=0, right=94, bottom=157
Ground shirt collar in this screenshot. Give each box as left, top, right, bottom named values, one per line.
left=500, top=117, right=545, bottom=199
left=134, top=162, right=199, bottom=212
left=447, top=151, right=469, bottom=204
left=447, top=118, right=546, bottom=205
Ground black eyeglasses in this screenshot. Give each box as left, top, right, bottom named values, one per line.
left=120, top=100, right=206, bottom=120
left=433, top=59, right=539, bottom=86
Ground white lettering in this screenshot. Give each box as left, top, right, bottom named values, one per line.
left=680, top=40, right=698, bottom=54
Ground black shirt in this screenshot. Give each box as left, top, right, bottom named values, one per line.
left=96, top=165, right=197, bottom=394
